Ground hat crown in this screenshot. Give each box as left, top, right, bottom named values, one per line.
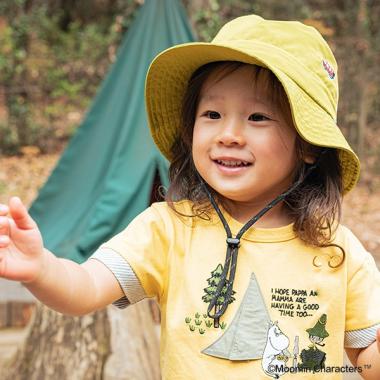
left=213, top=15, right=339, bottom=116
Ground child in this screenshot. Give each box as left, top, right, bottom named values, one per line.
left=0, top=14, right=379, bottom=379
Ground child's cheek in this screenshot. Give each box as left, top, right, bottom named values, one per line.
left=193, top=125, right=214, bottom=151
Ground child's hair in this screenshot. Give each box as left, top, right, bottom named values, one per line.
left=164, top=61, right=344, bottom=258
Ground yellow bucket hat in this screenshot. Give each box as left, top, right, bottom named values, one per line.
left=145, top=14, right=360, bottom=193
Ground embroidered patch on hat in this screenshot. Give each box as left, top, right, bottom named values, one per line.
left=322, top=59, right=335, bottom=80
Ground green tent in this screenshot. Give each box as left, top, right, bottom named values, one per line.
left=29, top=0, right=194, bottom=263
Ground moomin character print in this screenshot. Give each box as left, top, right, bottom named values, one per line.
left=262, top=321, right=291, bottom=379
left=298, top=314, right=329, bottom=371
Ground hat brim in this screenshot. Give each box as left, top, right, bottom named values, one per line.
left=145, top=42, right=360, bottom=193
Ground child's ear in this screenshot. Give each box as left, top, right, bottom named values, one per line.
left=298, top=139, right=319, bottom=164
left=303, top=155, right=316, bottom=164
left=297, top=138, right=321, bottom=164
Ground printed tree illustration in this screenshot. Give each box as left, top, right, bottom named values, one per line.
left=202, top=264, right=236, bottom=328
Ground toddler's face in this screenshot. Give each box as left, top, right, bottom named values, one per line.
left=192, top=65, right=299, bottom=207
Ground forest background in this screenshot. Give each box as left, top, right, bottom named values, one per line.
left=0, top=0, right=379, bottom=259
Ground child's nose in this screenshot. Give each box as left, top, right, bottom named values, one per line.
left=217, top=119, right=246, bottom=146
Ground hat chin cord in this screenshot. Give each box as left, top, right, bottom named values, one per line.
left=195, top=150, right=327, bottom=322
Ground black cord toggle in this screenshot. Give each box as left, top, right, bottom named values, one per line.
left=226, top=237, right=240, bottom=248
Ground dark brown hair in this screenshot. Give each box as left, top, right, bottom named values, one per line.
left=164, top=61, right=345, bottom=266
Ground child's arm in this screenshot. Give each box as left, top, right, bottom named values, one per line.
left=0, top=197, right=124, bottom=316
left=345, top=329, right=380, bottom=380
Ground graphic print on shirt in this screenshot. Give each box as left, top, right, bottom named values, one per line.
left=202, top=263, right=236, bottom=328
left=262, top=321, right=291, bottom=379
left=202, top=272, right=272, bottom=360
left=184, top=263, right=236, bottom=334
left=270, top=287, right=320, bottom=318
left=260, top=314, right=330, bottom=378
left=298, top=314, right=329, bottom=371
left=186, top=266, right=329, bottom=376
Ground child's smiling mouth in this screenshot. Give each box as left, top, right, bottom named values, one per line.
left=215, top=159, right=252, bottom=167
left=212, top=157, right=253, bottom=174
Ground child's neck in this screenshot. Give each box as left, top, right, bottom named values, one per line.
left=222, top=200, right=293, bottom=228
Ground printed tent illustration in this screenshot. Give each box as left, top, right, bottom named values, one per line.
left=29, top=0, right=194, bottom=263
left=203, top=273, right=271, bottom=360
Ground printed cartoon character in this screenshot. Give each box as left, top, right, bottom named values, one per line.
left=298, top=314, right=329, bottom=371
left=262, top=321, right=290, bottom=379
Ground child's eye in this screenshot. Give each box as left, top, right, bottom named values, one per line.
left=204, top=111, right=221, bottom=119
left=248, top=113, right=269, bottom=122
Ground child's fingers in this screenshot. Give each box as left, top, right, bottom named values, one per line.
left=0, top=204, right=11, bottom=247
left=0, top=235, right=10, bottom=247
left=0, top=216, right=10, bottom=234
left=8, top=197, right=36, bottom=230
left=0, top=215, right=11, bottom=247
left=0, top=204, right=9, bottom=216
left=377, top=328, right=380, bottom=353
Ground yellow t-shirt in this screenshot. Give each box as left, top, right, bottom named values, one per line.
left=91, top=200, right=380, bottom=379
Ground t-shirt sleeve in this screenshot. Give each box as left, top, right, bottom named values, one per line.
left=89, top=205, right=169, bottom=308
left=344, top=229, right=380, bottom=348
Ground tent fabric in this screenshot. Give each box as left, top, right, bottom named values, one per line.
left=29, top=0, right=195, bottom=263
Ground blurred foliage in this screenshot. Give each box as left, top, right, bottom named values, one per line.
left=0, top=0, right=379, bottom=186
left=0, top=0, right=139, bottom=154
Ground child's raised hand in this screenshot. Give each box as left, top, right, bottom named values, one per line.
left=0, top=197, right=45, bottom=283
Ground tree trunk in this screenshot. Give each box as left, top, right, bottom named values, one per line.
left=357, top=81, right=369, bottom=159
left=103, top=301, right=160, bottom=380
left=355, top=0, right=373, bottom=159
left=2, top=300, right=160, bottom=380
left=213, top=307, right=219, bottom=328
